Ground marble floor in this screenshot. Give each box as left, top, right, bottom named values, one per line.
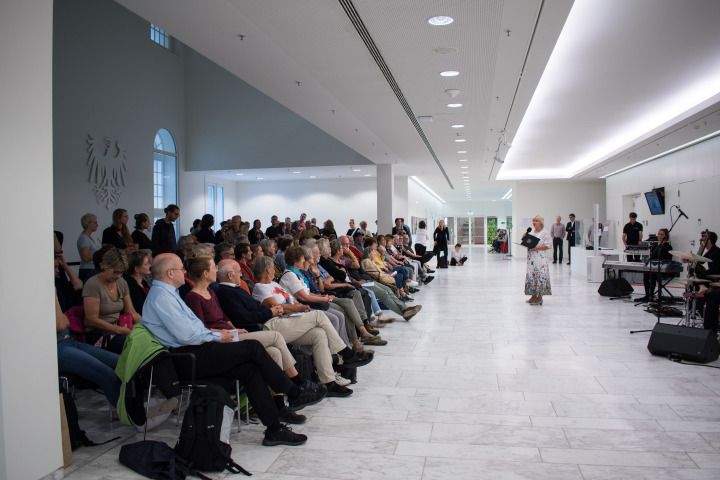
left=64, top=246, right=720, bottom=480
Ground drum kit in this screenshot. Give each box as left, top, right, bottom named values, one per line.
left=670, top=250, right=713, bottom=327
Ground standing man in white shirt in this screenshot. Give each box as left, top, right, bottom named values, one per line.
left=550, top=216, right=566, bottom=264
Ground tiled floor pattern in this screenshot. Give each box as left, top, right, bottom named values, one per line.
left=64, top=247, right=720, bottom=479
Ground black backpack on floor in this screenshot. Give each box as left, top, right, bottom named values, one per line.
left=175, top=385, right=251, bottom=476
left=120, top=440, right=212, bottom=480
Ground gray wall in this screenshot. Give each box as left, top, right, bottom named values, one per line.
left=52, top=0, right=372, bottom=260
left=53, top=0, right=186, bottom=251
left=183, top=49, right=372, bottom=171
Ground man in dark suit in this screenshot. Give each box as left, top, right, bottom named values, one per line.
left=565, top=213, right=576, bottom=265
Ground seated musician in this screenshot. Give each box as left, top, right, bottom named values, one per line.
left=692, top=232, right=720, bottom=334
left=636, top=228, right=672, bottom=303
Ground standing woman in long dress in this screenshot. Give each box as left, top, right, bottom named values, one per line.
left=525, top=215, right=552, bottom=305
left=433, top=220, right=450, bottom=268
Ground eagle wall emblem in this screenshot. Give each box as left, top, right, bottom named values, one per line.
left=86, top=134, right=128, bottom=209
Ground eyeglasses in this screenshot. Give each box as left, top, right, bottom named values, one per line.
left=112, top=270, right=125, bottom=275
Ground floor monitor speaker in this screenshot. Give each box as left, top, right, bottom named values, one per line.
left=647, top=323, right=720, bottom=363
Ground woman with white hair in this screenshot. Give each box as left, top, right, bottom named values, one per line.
left=524, top=215, right=552, bottom=305
left=77, top=213, right=101, bottom=282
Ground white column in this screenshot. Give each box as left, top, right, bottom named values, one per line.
left=376, top=164, right=394, bottom=235
left=394, top=176, right=409, bottom=222
left=0, top=1, right=62, bottom=479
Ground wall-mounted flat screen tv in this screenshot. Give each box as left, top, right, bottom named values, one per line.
left=644, top=188, right=665, bottom=215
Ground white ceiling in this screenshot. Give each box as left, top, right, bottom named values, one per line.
left=116, top=0, right=720, bottom=203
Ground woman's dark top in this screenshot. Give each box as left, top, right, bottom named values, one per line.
left=131, top=230, right=151, bottom=250
left=195, top=228, right=216, bottom=245
left=102, top=226, right=127, bottom=249
left=649, top=242, right=673, bottom=262
left=184, top=290, right=231, bottom=330
left=123, top=273, right=149, bottom=314
left=433, top=227, right=450, bottom=246
left=249, top=229, right=265, bottom=245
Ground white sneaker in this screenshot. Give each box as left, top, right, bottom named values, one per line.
left=407, top=280, right=419, bottom=287
left=334, top=372, right=352, bottom=386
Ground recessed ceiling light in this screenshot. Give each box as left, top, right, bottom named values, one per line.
left=293, top=171, right=301, bottom=174
left=428, top=16, right=453, bottom=26
left=433, top=47, right=459, bottom=55
left=364, top=174, right=371, bottom=177
left=352, top=169, right=361, bottom=172
left=461, top=166, right=468, bottom=169
left=256, top=177, right=263, bottom=180
left=457, top=150, right=467, bottom=153
left=447, top=103, right=462, bottom=108
left=309, top=176, right=316, bottom=179
left=440, top=71, right=459, bottom=77
left=459, top=159, right=467, bottom=162
left=451, top=124, right=464, bottom=128
left=236, top=173, right=244, bottom=176
left=455, top=139, right=466, bottom=142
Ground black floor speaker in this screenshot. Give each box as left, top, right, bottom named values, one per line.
left=647, top=323, right=720, bottom=363
left=598, top=278, right=633, bottom=297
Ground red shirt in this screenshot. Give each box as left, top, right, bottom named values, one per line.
left=184, top=289, right=232, bottom=330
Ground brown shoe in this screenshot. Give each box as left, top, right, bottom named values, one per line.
left=365, top=326, right=380, bottom=335
left=378, top=317, right=395, bottom=324
left=362, top=337, right=388, bottom=346
left=402, top=305, right=422, bottom=321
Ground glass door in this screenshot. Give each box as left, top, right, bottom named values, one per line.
left=457, top=216, right=471, bottom=244
left=472, top=217, right=485, bottom=244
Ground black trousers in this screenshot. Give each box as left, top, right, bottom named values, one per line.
left=704, top=289, right=720, bottom=334
left=450, top=256, right=467, bottom=266
left=171, top=339, right=293, bottom=428
left=567, top=239, right=574, bottom=263
left=552, top=238, right=563, bottom=262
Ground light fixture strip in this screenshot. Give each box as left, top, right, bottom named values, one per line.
left=600, top=128, right=720, bottom=178
left=338, top=0, right=453, bottom=189
left=501, top=188, right=513, bottom=200
left=410, top=176, right=446, bottom=204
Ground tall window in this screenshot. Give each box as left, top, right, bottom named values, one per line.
left=153, top=129, right=178, bottom=237
left=206, top=183, right=224, bottom=223
left=150, top=24, right=171, bottom=50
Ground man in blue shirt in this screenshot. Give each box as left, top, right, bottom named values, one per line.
left=142, top=253, right=326, bottom=446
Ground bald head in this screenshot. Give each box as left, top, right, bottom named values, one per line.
left=217, top=259, right=240, bottom=283
left=151, top=253, right=185, bottom=288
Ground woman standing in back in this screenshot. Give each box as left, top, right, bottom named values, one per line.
left=102, top=208, right=135, bottom=251
left=77, top=213, right=101, bottom=283
left=524, top=215, right=552, bottom=305
left=433, top=220, right=450, bottom=268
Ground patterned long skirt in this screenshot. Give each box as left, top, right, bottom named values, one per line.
left=525, top=252, right=552, bottom=296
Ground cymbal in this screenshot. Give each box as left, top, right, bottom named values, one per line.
left=670, top=250, right=712, bottom=262
left=709, top=282, right=720, bottom=287
left=685, top=276, right=710, bottom=283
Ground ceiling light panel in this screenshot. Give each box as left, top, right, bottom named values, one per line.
left=428, top=16, right=453, bottom=26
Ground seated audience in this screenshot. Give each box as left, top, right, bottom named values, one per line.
left=235, top=243, right=256, bottom=289
left=259, top=239, right=282, bottom=280
left=82, top=248, right=141, bottom=353
left=77, top=213, right=101, bottom=283
left=183, top=254, right=309, bottom=424
left=176, top=235, right=198, bottom=262
left=141, top=254, right=326, bottom=446
left=362, top=248, right=421, bottom=320
left=216, top=256, right=373, bottom=397
left=265, top=215, right=284, bottom=240
left=450, top=244, right=468, bottom=266
left=56, top=292, right=121, bottom=407
left=124, top=249, right=152, bottom=314
left=214, top=242, right=235, bottom=264
left=274, top=237, right=293, bottom=271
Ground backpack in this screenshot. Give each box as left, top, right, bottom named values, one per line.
left=174, top=385, right=251, bottom=476
left=119, top=440, right=212, bottom=480
left=60, top=384, right=119, bottom=450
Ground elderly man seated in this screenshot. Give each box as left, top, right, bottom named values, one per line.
left=141, top=253, right=327, bottom=446
left=215, top=257, right=373, bottom=398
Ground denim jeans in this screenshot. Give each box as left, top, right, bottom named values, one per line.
left=362, top=287, right=381, bottom=315
left=57, top=338, right=121, bottom=407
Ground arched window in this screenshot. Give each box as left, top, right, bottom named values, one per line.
left=153, top=128, right=178, bottom=237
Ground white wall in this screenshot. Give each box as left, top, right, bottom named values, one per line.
left=235, top=178, right=377, bottom=233
left=0, top=1, right=62, bottom=479
left=606, top=135, right=720, bottom=252
left=512, top=180, right=606, bottom=244
left=407, top=179, right=445, bottom=231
